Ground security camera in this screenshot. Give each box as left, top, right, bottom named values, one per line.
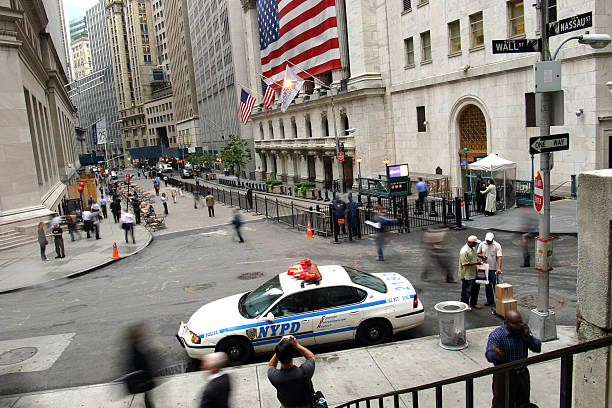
left=460, top=64, right=470, bottom=72
left=607, top=81, right=612, bottom=92
left=576, top=109, right=583, bottom=117
left=423, top=120, right=429, bottom=127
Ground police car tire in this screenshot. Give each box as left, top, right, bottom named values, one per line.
left=356, top=319, right=391, bottom=346
left=216, top=337, right=253, bottom=366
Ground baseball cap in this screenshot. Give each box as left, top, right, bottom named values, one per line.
left=467, top=235, right=479, bottom=242
left=348, top=193, right=353, bottom=198
left=485, top=232, right=494, bottom=241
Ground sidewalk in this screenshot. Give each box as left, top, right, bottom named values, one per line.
left=0, top=215, right=151, bottom=294
left=0, top=326, right=577, bottom=407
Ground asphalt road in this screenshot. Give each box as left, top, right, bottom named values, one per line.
left=0, top=219, right=578, bottom=395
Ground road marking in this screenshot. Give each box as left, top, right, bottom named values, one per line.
left=199, top=230, right=228, bottom=237
left=0, top=333, right=75, bottom=376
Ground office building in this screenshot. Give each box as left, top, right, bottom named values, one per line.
left=69, top=18, right=93, bottom=80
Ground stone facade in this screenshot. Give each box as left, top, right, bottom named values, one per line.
left=0, top=0, right=79, bottom=231
left=144, top=93, right=177, bottom=152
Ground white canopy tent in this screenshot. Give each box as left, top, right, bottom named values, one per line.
left=469, top=153, right=517, bottom=210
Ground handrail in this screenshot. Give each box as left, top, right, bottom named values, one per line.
left=336, top=334, right=612, bottom=407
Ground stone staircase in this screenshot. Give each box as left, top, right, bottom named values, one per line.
left=0, top=229, right=37, bottom=252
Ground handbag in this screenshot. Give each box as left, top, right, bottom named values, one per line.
left=121, top=222, right=131, bottom=230
left=476, top=263, right=489, bottom=285
left=303, top=370, right=327, bottom=408
left=337, top=217, right=345, bottom=225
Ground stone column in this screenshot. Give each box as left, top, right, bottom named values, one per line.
left=298, top=153, right=309, bottom=182
left=265, top=153, right=274, bottom=180
left=286, top=153, right=296, bottom=183
left=575, top=169, right=612, bottom=407
left=345, top=0, right=383, bottom=89
left=254, top=151, right=263, bottom=181
left=277, top=151, right=287, bottom=180
left=314, top=154, right=325, bottom=184
left=295, top=114, right=306, bottom=139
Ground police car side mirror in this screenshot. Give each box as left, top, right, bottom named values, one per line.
left=265, top=312, right=275, bottom=321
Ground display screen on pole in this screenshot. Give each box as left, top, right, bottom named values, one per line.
left=387, top=164, right=409, bottom=178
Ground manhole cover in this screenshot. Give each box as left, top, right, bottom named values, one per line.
left=62, top=304, right=88, bottom=313
left=184, top=283, right=215, bottom=292
left=238, top=272, right=265, bottom=280
left=517, top=293, right=564, bottom=310
left=0, top=347, right=38, bottom=365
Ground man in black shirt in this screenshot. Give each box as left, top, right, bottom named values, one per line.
left=132, top=194, right=142, bottom=224
left=268, top=335, right=315, bottom=408
left=199, top=352, right=231, bottom=408
left=51, top=223, right=65, bottom=258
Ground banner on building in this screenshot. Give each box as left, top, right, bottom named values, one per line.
left=92, top=118, right=107, bottom=145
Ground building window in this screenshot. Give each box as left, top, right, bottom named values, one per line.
left=291, top=118, right=297, bottom=138
left=402, top=0, right=411, bottom=12
left=306, top=115, right=312, bottom=138
left=508, top=0, right=525, bottom=37
left=420, top=31, right=431, bottom=62
left=404, top=37, right=414, bottom=67
left=448, top=20, right=461, bottom=54
left=469, top=12, right=484, bottom=48
left=417, top=106, right=426, bottom=132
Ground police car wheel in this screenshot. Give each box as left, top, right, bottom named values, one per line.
left=217, top=337, right=253, bottom=366
left=356, top=319, right=391, bottom=346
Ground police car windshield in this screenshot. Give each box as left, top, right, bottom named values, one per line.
left=343, top=267, right=387, bottom=293
left=239, top=275, right=284, bottom=318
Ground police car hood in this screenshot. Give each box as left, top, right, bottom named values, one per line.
left=187, top=293, right=250, bottom=334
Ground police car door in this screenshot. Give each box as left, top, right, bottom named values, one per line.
left=259, top=291, right=316, bottom=347
left=311, top=286, right=368, bottom=345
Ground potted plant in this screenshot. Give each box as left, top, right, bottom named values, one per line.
left=295, top=182, right=316, bottom=198
left=266, top=179, right=283, bottom=193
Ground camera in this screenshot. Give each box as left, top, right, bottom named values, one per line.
left=607, top=81, right=612, bottom=92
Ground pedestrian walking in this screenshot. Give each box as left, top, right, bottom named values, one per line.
left=193, top=191, right=199, bottom=209
left=268, top=335, right=316, bottom=408
left=50, top=222, right=65, bottom=258
left=123, top=323, right=157, bottom=408
left=82, top=207, right=93, bottom=238
left=132, top=194, right=142, bottom=224
left=370, top=206, right=394, bottom=261
left=161, top=193, right=169, bottom=215
left=486, top=310, right=541, bottom=408
left=91, top=204, right=101, bottom=239
left=477, top=232, right=503, bottom=306
left=416, top=177, right=429, bottom=214
left=199, top=352, right=231, bottom=408
left=231, top=210, right=244, bottom=243
left=121, top=211, right=136, bottom=244
left=421, top=227, right=457, bottom=283
left=519, top=207, right=538, bottom=267
left=88, top=195, right=94, bottom=208
left=66, top=215, right=80, bottom=241
left=110, top=199, right=121, bottom=223
left=171, top=187, right=178, bottom=203
left=179, top=182, right=184, bottom=196
left=163, top=176, right=168, bottom=187
left=475, top=176, right=486, bottom=213
left=99, top=197, right=108, bottom=219
left=195, top=176, right=200, bottom=187
left=331, top=194, right=347, bottom=243
left=153, top=181, right=160, bottom=196
left=205, top=192, right=215, bottom=217
left=459, top=235, right=483, bottom=311
left=246, top=185, right=253, bottom=210
left=37, top=222, right=49, bottom=261
left=346, top=193, right=361, bottom=239
left=481, top=179, right=497, bottom=216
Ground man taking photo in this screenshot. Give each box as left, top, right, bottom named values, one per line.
left=268, top=335, right=315, bottom=408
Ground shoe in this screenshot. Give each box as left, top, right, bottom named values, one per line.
left=446, top=279, right=458, bottom=283
left=376, top=257, right=384, bottom=261
left=55, top=256, right=61, bottom=259
left=61, top=256, right=65, bottom=258
left=473, top=304, right=482, bottom=309
left=484, top=302, right=494, bottom=306
left=467, top=307, right=472, bottom=312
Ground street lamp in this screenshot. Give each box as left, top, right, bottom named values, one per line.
left=552, top=32, right=612, bottom=60
left=463, top=147, right=470, bottom=194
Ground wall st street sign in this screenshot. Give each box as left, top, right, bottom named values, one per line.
left=492, top=39, right=541, bottom=54
left=548, top=11, right=592, bottom=37
left=529, top=133, right=570, bottom=155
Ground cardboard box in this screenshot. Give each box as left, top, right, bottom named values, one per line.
left=495, top=298, right=517, bottom=317
left=495, top=283, right=513, bottom=300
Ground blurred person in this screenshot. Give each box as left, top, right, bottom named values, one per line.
left=124, top=323, right=157, bottom=408
left=153, top=180, right=160, bottom=196
left=331, top=194, right=347, bottom=243
left=50, top=222, right=65, bottom=258
left=110, top=198, right=122, bottom=223
left=205, top=192, right=215, bottom=217
left=179, top=182, right=184, bottom=197
left=421, top=227, right=456, bottom=283
left=82, top=206, right=93, bottom=238
left=161, top=193, right=169, bottom=215
left=371, top=206, right=395, bottom=261
left=199, top=352, right=230, bottom=408
left=458, top=235, right=482, bottom=311
left=231, top=210, right=244, bottom=243
left=121, top=211, right=136, bottom=244
left=486, top=310, right=541, bottom=408
left=347, top=193, right=361, bottom=239
left=91, top=203, right=101, bottom=239
left=37, top=222, right=48, bottom=261
left=481, top=179, right=497, bottom=216
left=477, top=232, right=503, bottom=306
left=519, top=207, right=539, bottom=267
left=66, top=215, right=80, bottom=241
left=268, top=335, right=316, bottom=408
left=171, top=187, right=178, bottom=203
left=88, top=195, right=94, bottom=207
left=416, top=177, right=429, bottom=213
left=99, top=196, right=108, bottom=219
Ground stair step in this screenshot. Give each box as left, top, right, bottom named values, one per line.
left=0, top=231, right=21, bottom=238
left=0, top=235, right=34, bottom=245
left=0, top=238, right=37, bottom=252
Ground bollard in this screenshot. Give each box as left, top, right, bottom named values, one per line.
left=464, top=193, right=471, bottom=221
left=571, top=174, right=577, bottom=198
left=442, top=198, right=448, bottom=226
left=428, top=201, right=438, bottom=218
left=453, top=197, right=465, bottom=230
left=317, top=190, right=323, bottom=201
left=324, top=190, right=330, bottom=201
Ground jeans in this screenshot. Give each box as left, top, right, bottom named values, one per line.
left=485, top=270, right=498, bottom=304
left=460, top=279, right=480, bottom=306
left=208, top=206, right=214, bottom=217
left=375, top=232, right=385, bottom=259
left=40, top=244, right=47, bottom=260
left=124, top=224, right=135, bottom=244
left=54, top=237, right=65, bottom=258
left=492, top=368, right=530, bottom=408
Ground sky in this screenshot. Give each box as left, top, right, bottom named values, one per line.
left=64, top=0, right=99, bottom=22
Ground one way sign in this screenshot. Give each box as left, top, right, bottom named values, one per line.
left=529, top=133, right=570, bottom=155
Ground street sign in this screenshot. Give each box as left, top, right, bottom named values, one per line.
left=492, top=39, right=541, bottom=54
left=548, top=11, right=592, bottom=37
left=338, top=151, right=345, bottom=162
left=534, top=171, right=544, bottom=214
left=529, top=133, right=569, bottom=155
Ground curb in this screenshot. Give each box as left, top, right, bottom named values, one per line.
left=0, top=229, right=154, bottom=295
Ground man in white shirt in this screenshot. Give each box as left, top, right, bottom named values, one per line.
left=477, top=232, right=503, bottom=306
left=82, top=208, right=93, bottom=239
left=120, top=211, right=136, bottom=244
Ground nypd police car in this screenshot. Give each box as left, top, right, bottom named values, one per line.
left=176, top=261, right=424, bottom=365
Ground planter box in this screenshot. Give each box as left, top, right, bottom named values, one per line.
left=305, top=188, right=316, bottom=199
left=272, top=185, right=282, bottom=194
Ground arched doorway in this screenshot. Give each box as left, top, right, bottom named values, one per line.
left=458, top=104, right=487, bottom=191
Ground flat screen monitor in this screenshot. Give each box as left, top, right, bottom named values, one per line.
left=387, top=164, right=409, bottom=178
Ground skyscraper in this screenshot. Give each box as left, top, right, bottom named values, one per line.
left=69, top=18, right=93, bottom=80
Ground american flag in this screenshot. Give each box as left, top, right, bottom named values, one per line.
left=261, top=79, right=275, bottom=112
left=257, top=0, right=342, bottom=86
left=237, top=89, right=256, bottom=125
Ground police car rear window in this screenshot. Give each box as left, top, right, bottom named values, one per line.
left=343, top=267, right=387, bottom=293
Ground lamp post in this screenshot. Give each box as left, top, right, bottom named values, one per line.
left=530, top=2, right=611, bottom=342
left=356, top=156, right=362, bottom=188
left=463, top=147, right=470, bottom=194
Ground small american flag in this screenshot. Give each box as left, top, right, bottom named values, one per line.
left=237, top=89, right=256, bottom=125
left=262, top=79, right=275, bottom=113
left=257, top=0, right=342, bottom=85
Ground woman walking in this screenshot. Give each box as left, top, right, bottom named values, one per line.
left=161, top=193, right=169, bottom=215
left=37, top=222, right=49, bottom=261
left=481, top=179, right=497, bottom=216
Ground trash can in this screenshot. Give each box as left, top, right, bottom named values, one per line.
left=434, top=301, right=468, bottom=350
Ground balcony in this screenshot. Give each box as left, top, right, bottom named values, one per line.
left=254, top=135, right=355, bottom=154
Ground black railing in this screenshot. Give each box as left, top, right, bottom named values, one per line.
left=335, top=334, right=612, bottom=408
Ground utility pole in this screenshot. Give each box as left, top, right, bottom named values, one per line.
left=531, top=0, right=557, bottom=341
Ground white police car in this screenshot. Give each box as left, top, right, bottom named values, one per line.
left=176, top=261, right=424, bottom=365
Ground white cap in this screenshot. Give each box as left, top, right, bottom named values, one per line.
left=467, top=235, right=479, bottom=242
left=485, top=232, right=494, bottom=241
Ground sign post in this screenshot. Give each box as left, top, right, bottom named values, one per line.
left=533, top=171, right=544, bottom=214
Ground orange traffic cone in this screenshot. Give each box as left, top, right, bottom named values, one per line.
left=111, top=242, right=120, bottom=259
left=306, top=221, right=315, bottom=238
